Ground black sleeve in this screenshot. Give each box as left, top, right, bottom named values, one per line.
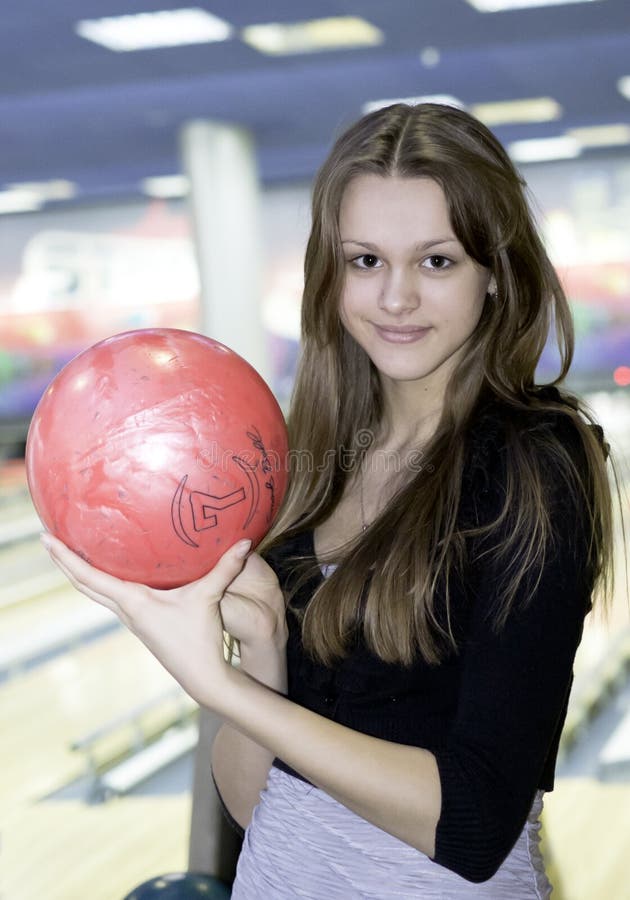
left=431, top=419, right=594, bottom=883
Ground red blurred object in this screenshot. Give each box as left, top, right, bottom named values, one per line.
left=25, top=328, right=289, bottom=588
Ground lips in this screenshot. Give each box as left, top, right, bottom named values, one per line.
left=373, top=324, right=431, bottom=342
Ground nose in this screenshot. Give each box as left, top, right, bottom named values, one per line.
left=377, top=268, right=420, bottom=315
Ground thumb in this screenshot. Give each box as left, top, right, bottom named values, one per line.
left=205, top=538, right=253, bottom=589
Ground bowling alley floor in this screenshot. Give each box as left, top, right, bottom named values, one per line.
left=1, top=623, right=194, bottom=899
left=1, top=465, right=194, bottom=900
left=543, top=667, right=630, bottom=899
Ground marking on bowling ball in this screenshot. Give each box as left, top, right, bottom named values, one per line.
left=245, top=426, right=276, bottom=522
left=171, top=475, right=199, bottom=547
left=171, top=476, right=197, bottom=547
left=190, top=486, right=246, bottom=531
left=171, top=474, right=248, bottom=548
left=233, top=455, right=259, bottom=528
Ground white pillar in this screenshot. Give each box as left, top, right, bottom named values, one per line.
left=180, top=119, right=269, bottom=382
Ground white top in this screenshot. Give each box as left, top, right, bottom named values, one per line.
left=231, top=767, right=551, bottom=899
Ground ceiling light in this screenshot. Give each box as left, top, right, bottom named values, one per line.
left=0, top=188, right=43, bottom=214
left=508, top=136, right=581, bottom=163
left=466, top=0, right=601, bottom=11
left=617, top=76, right=630, bottom=101
left=9, top=180, right=77, bottom=201
left=419, top=47, right=441, bottom=67
left=0, top=180, right=77, bottom=213
left=75, top=8, right=233, bottom=52
left=241, top=17, right=382, bottom=55
left=472, top=97, right=562, bottom=125
left=566, top=124, right=630, bottom=147
left=141, top=175, right=190, bottom=198
left=362, top=95, right=466, bottom=115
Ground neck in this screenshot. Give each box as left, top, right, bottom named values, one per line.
left=356, top=374, right=447, bottom=533
left=375, top=380, right=443, bottom=451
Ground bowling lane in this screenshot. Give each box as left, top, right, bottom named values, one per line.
left=0, top=626, right=191, bottom=810
left=0, top=574, right=107, bottom=648
left=4, top=792, right=191, bottom=900
left=0, top=535, right=119, bottom=679
left=544, top=768, right=630, bottom=900
left=1, top=464, right=199, bottom=900
left=541, top=484, right=630, bottom=900
left=0, top=473, right=59, bottom=612
left=0, top=535, right=64, bottom=608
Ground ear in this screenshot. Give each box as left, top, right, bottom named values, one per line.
left=487, top=275, right=497, bottom=297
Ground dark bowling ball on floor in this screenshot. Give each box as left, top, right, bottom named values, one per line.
left=25, top=327, right=289, bottom=588
left=123, top=871, right=231, bottom=899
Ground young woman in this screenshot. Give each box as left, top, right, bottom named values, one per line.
left=43, top=103, right=619, bottom=898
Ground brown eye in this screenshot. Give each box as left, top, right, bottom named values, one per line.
left=351, top=254, right=382, bottom=270
left=360, top=254, right=379, bottom=268
left=423, top=255, right=452, bottom=270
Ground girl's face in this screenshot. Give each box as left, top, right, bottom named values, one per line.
left=338, top=175, right=494, bottom=392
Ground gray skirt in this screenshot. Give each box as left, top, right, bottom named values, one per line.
left=231, top=766, right=552, bottom=899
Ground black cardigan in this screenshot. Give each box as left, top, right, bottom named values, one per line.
left=219, top=391, right=603, bottom=884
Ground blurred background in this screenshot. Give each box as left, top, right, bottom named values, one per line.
left=1, top=1, right=629, bottom=898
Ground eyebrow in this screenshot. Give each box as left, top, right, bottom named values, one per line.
left=341, top=237, right=458, bottom=252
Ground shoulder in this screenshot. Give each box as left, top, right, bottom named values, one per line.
left=461, top=386, right=607, bottom=541
left=466, top=385, right=606, bottom=477
left=461, top=390, right=601, bottom=613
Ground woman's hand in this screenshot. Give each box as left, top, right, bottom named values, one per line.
left=220, top=551, right=288, bottom=655
left=220, top=551, right=288, bottom=694
left=40, top=532, right=256, bottom=709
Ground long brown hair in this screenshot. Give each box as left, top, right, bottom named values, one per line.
left=255, top=103, right=624, bottom=668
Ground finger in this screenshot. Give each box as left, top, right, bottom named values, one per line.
left=188, top=538, right=253, bottom=598
left=46, top=551, right=120, bottom=613
left=41, top=533, right=136, bottom=613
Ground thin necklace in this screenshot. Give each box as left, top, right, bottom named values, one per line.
left=359, top=454, right=369, bottom=532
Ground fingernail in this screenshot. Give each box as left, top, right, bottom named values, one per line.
left=234, top=539, right=252, bottom=558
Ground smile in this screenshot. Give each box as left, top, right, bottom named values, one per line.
left=373, top=325, right=431, bottom=343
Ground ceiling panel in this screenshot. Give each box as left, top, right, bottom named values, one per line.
left=0, top=0, right=629, bottom=203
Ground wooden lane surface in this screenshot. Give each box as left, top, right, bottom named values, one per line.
left=0, top=625, right=184, bottom=810
left=0, top=534, right=62, bottom=610
left=541, top=520, right=630, bottom=900
left=543, top=780, right=630, bottom=900
left=4, top=795, right=191, bottom=900
left=2, top=619, right=195, bottom=900
left=0, top=580, right=107, bottom=644
left=0, top=527, right=199, bottom=900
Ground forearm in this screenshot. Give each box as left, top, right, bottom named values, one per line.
left=211, top=644, right=287, bottom=829
left=216, top=665, right=442, bottom=858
